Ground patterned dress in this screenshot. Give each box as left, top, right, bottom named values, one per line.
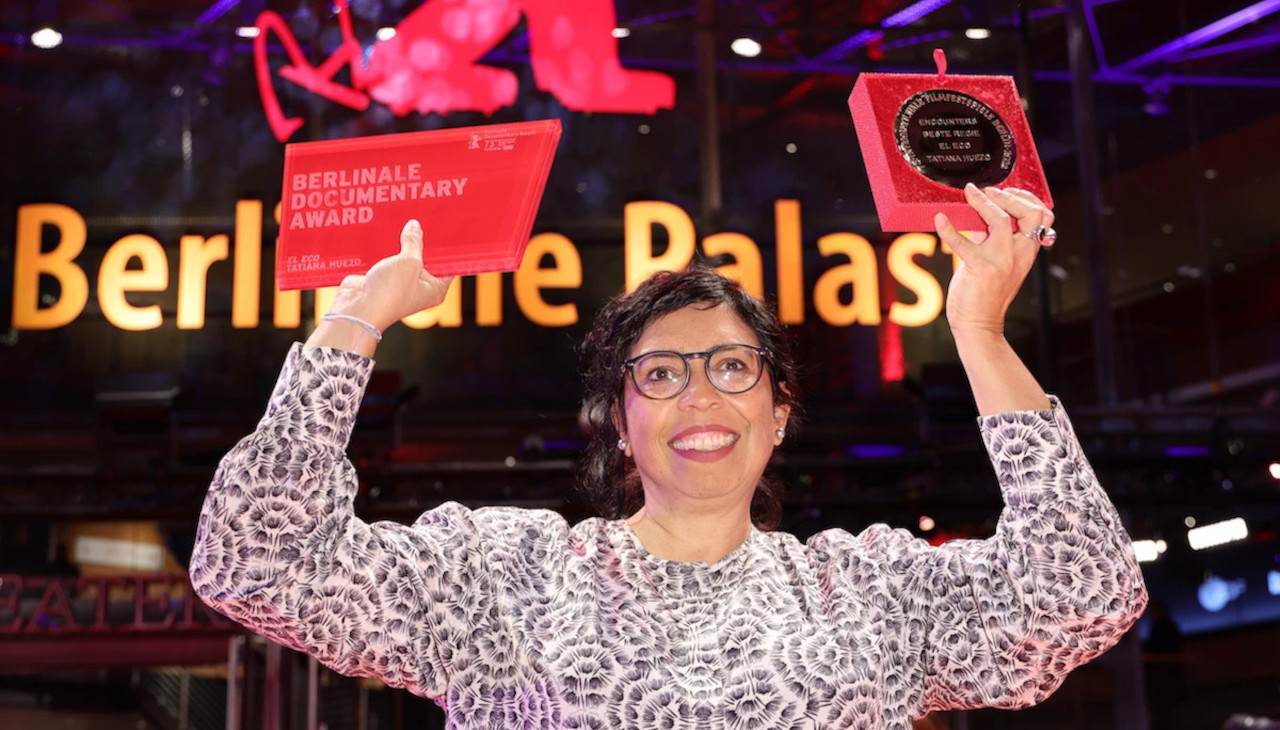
left=190, top=344, right=1148, bottom=729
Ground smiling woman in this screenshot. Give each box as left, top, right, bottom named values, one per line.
left=191, top=188, right=1147, bottom=729
left=577, top=267, right=802, bottom=534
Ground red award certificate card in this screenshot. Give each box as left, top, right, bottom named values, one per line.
left=276, top=119, right=562, bottom=290
left=849, top=53, right=1051, bottom=232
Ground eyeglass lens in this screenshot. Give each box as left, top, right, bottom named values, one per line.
left=631, top=345, right=763, bottom=399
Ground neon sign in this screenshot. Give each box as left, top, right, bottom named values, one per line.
left=12, top=200, right=959, bottom=332
left=255, top=0, right=676, bottom=142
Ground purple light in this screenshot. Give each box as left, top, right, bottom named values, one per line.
left=847, top=444, right=907, bottom=459
left=194, top=0, right=243, bottom=25
left=882, top=0, right=956, bottom=28
left=881, top=29, right=953, bottom=51
left=1175, top=31, right=1280, bottom=62
left=478, top=48, right=1280, bottom=87
left=817, top=30, right=882, bottom=62
left=1025, top=0, right=1128, bottom=21
left=1085, top=1, right=1109, bottom=68
left=817, top=0, right=955, bottom=63
left=1036, top=68, right=1280, bottom=89
left=539, top=440, right=584, bottom=451
left=1116, top=0, right=1280, bottom=72
left=1165, top=445, right=1211, bottom=458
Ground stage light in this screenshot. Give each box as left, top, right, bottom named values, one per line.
left=964, top=27, right=991, bottom=40
left=638, top=123, right=651, bottom=134
left=1269, top=571, right=1280, bottom=596
left=1269, top=462, right=1280, bottom=479
left=1188, top=517, right=1248, bottom=551
left=376, top=27, right=396, bottom=41
left=612, top=27, right=631, bottom=39
left=918, top=515, right=935, bottom=531
left=785, top=143, right=797, bottom=154
left=731, top=37, right=762, bottom=57
left=1143, top=79, right=1170, bottom=116
left=236, top=26, right=260, bottom=38
left=1185, top=516, right=1196, bottom=528
left=1197, top=575, right=1245, bottom=612
left=1132, top=539, right=1168, bottom=563
left=31, top=27, right=62, bottom=49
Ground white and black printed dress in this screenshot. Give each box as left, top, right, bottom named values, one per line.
left=190, top=344, right=1148, bottom=729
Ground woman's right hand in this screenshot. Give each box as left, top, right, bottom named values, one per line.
left=326, top=219, right=455, bottom=332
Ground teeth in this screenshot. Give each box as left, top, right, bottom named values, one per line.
left=670, top=432, right=739, bottom=452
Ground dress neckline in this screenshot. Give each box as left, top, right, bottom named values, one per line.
left=614, top=518, right=760, bottom=574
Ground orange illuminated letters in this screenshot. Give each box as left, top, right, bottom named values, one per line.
left=12, top=200, right=953, bottom=331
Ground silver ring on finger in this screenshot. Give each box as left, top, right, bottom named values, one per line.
left=1022, top=225, right=1057, bottom=246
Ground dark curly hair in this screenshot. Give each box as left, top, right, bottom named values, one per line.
left=575, top=266, right=801, bottom=530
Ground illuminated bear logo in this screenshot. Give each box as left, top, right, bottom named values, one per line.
left=254, top=0, right=676, bottom=142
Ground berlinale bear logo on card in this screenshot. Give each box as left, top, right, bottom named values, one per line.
left=253, top=0, right=676, bottom=142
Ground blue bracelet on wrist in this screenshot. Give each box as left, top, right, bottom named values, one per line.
left=321, top=313, right=384, bottom=342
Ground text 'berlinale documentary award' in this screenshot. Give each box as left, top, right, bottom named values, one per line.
left=276, top=119, right=561, bottom=291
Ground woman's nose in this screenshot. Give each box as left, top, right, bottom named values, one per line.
left=678, top=361, right=722, bottom=408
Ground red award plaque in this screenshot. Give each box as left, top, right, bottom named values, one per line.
left=276, top=119, right=562, bottom=290
left=849, top=50, right=1052, bottom=232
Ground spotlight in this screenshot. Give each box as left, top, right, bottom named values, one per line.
left=1197, top=575, right=1245, bottom=612
left=376, top=27, right=396, bottom=41
left=1187, top=517, right=1248, bottom=551
left=731, top=37, right=762, bottom=58
left=785, top=143, right=797, bottom=154
left=611, top=27, right=630, bottom=39
left=918, top=515, right=935, bottom=531
left=31, top=27, right=62, bottom=49
left=964, top=27, right=991, bottom=40
left=1269, top=462, right=1280, bottom=480
left=1132, top=539, right=1168, bottom=563
left=236, top=26, right=260, bottom=39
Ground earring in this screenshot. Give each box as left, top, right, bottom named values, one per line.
left=617, top=438, right=628, bottom=451
left=775, top=428, right=785, bottom=440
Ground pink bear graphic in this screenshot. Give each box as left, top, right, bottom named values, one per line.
left=254, top=0, right=675, bottom=142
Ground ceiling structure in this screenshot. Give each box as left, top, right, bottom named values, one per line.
left=4, top=0, right=1277, bottom=295
left=6, top=0, right=1279, bottom=135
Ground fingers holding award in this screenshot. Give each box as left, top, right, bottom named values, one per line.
left=849, top=49, right=1053, bottom=233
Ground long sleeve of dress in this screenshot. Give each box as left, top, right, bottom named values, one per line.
left=188, top=344, right=504, bottom=700
left=857, top=399, right=1148, bottom=716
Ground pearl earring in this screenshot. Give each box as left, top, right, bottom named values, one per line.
left=775, top=428, right=785, bottom=440
left=617, top=438, right=628, bottom=451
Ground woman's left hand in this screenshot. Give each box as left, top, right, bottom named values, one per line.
left=935, top=183, right=1055, bottom=337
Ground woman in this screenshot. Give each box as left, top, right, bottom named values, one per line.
left=190, top=184, right=1147, bottom=728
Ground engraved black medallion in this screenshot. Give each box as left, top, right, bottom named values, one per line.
left=894, top=90, right=1016, bottom=188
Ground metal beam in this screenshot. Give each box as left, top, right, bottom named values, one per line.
left=1114, top=0, right=1280, bottom=72
left=697, top=0, right=723, bottom=229
left=815, top=0, right=956, bottom=63
left=1085, top=0, right=1109, bottom=68
left=1172, top=28, right=1280, bottom=62
left=1066, top=0, right=1120, bottom=408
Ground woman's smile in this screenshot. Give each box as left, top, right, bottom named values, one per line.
left=668, top=425, right=741, bottom=459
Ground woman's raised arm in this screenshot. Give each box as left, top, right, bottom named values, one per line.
left=189, top=221, right=477, bottom=698
left=304, top=219, right=455, bottom=358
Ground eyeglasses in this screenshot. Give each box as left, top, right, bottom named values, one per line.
left=622, top=344, right=772, bottom=400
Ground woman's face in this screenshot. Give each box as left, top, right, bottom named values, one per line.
left=619, top=304, right=790, bottom=510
